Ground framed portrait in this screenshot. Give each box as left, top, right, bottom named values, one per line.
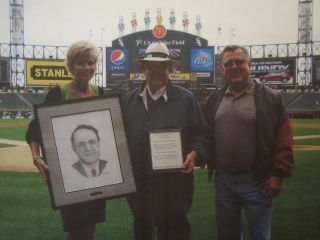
left=35, top=95, right=136, bottom=209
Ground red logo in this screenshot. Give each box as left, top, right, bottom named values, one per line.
left=153, top=25, right=167, bottom=39
left=110, top=50, right=126, bottom=65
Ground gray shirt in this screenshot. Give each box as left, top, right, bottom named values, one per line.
left=214, top=80, right=257, bottom=169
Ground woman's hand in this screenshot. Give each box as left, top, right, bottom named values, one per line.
left=29, top=141, right=49, bottom=184
left=34, top=157, right=49, bottom=184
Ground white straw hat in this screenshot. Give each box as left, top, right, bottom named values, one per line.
left=135, top=42, right=179, bottom=67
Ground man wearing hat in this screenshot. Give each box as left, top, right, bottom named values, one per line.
left=123, top=42, right=210, bottom=240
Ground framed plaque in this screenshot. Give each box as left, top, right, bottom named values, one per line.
left=35, top=95, right=136, bottom=209
left=149, top=129, right=184, bottom=172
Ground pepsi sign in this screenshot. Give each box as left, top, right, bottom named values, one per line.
left=190, top=48, right=214, bottom=72
left=106, top=48, right=129, bottom=72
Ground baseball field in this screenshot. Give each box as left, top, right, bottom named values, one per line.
left=0, top=118, right=319, bottom=239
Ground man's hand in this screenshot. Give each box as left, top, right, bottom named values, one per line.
left=263, top=176, right=282, bottom=198
left=181, top=151, right=197, bottom=174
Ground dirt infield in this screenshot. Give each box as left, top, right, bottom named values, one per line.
left=0, top=136, right=319, bottom=172
left=294, top=145, right=320, bottom=151
left=292, top=122, right=320, bottom=129
left=0, top=120, right=319, bottom=172
left=0, top=143, right=37, bottom=172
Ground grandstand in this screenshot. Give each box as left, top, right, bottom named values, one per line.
left=287, top=92, right=320, bottom=117
left=0, top=93, right=31, bottom=111
left=1, top=88, right=319, bottom=119
left=19, top=93, right=46, bottom=106
left=0, top=91, right=46, bottom=118
left=281, top=92, right=302, bottom=106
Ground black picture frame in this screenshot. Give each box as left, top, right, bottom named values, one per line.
left=35, top=95, right=136, bottom=209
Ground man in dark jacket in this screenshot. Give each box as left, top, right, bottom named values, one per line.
left=202, top=45, right=294, bottom=240
left=123, top=42, right=210, bottom=240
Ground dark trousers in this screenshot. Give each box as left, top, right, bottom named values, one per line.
left=127, top=172, right=194, bottom=240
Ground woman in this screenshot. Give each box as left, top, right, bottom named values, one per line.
left=26, top=41, right=105, bottom=240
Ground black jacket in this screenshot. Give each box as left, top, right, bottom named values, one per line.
left=202, top=80, right=294, bottom=181
left=123, top=81, right=211, bottom=176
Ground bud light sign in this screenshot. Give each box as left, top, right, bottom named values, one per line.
left=106, top=48, right=129, bottom=72
left=190, top=48, right=214, bottom=72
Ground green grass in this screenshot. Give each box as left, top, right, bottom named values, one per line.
left=0, top=125, right=29, bottom=141
left=0, top=119, right=30, bottom=141
left=0, top=172, right=133, bottom=240
left=291, top=118, right=320, bottom=136
left=293, top=128, right=320, bottom=136
left=1, top=153, right=320, bottom=240
left=294, top=138, right=320, bottom=145
left=272, top=151, right=320, bottom=240
left=0, top=118, right=319, bottom=239
left=0, top=170, right=214, bottom=240
left=0, top=119, right=31, bottom=124
left=291, top=118, right=320, bottom=124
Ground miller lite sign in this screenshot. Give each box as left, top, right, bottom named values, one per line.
left=106, top=48, right=129, bottom=72
left=190, top=48, right=214, bottom=72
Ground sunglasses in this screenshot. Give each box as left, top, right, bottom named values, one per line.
left=223, top=59, right=246, bottom=68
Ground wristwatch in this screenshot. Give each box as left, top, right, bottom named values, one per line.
left=33, top=156, right=43, bottom=166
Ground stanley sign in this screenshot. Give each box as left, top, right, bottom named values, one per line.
left=26, top=59, right=72, bottom=86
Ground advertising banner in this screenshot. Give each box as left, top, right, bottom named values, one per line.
left=106, top=48, right=130, bottom=84
left=109, top=29, right=209, bottom=85
left=190, top=47, right=214, bottom=72
left=129, top=73, right=192, bottom=81
left=0, top=58, right=10, bottom=86
left=250, top=57, right=296, bottom=85
left=106, top=48, right=129, bottom=72
left=312, top=56, right=320, bottom=84
left=26, top=59, right=72, bottom=86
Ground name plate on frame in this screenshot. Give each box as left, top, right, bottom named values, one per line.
left=149, top=129, right=184, bottom=172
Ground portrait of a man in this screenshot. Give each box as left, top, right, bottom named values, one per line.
left=51, top=109, right=124, bottom=194
left=71, top=124, right=108, bottom=178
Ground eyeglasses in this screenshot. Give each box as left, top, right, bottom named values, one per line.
left=223, top=59, right=246, bottom=68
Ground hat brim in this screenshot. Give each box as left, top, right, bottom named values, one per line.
left=134, top=57, right=180, bottom=67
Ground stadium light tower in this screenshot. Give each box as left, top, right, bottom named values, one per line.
left=298, top=0, right=313, bottom=86
left=9, top=0, right=24, bottom=87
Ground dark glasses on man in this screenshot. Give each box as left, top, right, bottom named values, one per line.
left=223, top=59, right=245, bottom=68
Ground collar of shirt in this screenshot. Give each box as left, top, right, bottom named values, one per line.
left=80, top=161, right=99, bottom=178
left=225, top=79, right=255, bottom=97
left=139, top=84, right=168, bottom=111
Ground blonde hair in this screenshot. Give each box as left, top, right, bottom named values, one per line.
left=65, top=41, right=98, bottom=73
